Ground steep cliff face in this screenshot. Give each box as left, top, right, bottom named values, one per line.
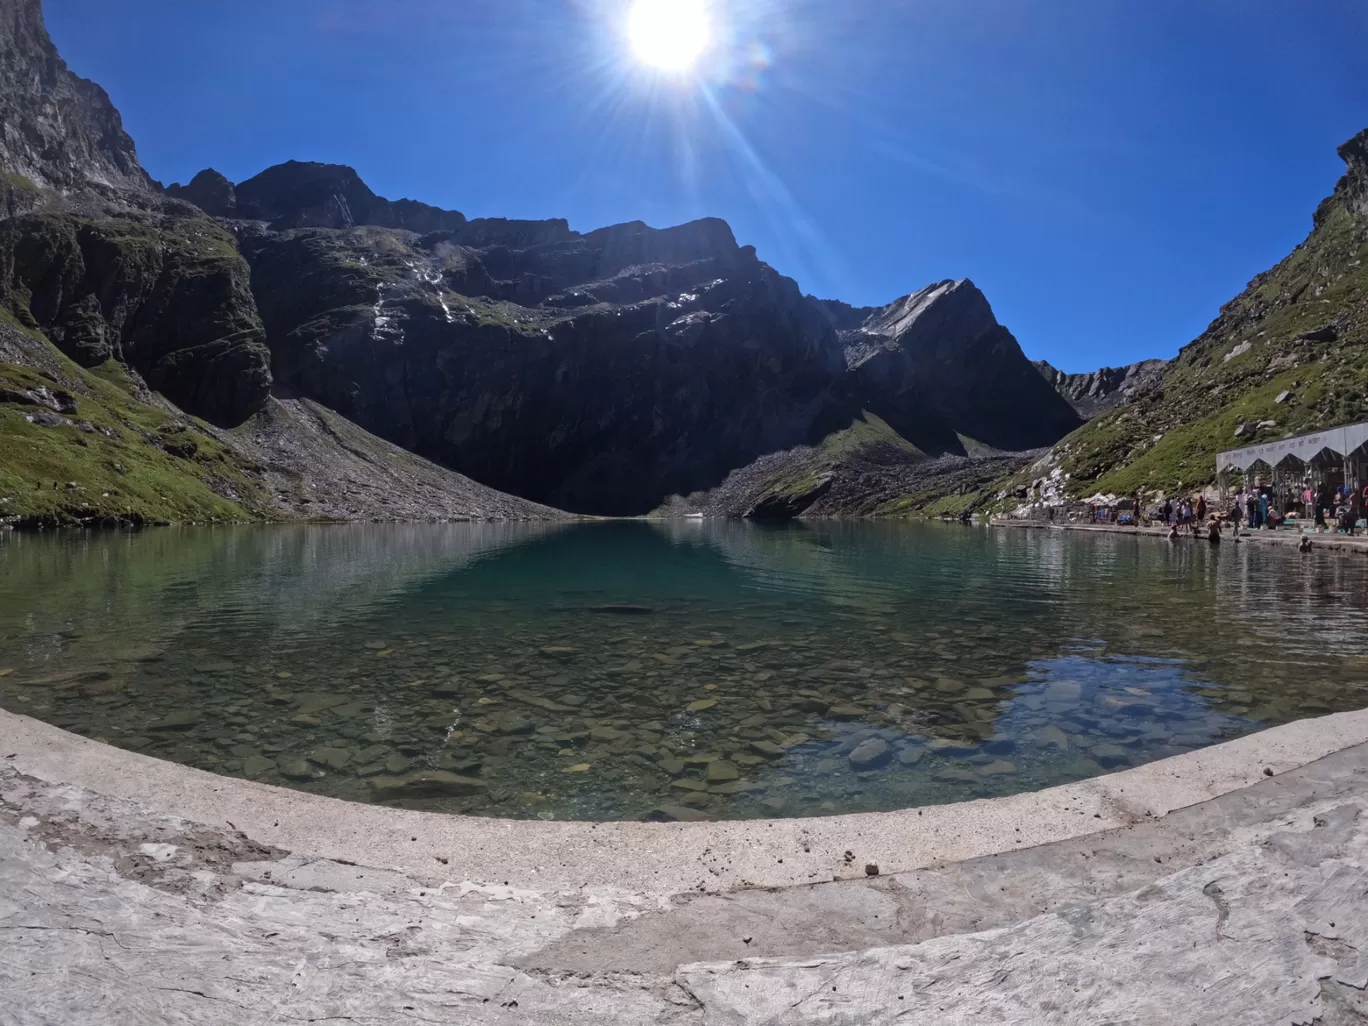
left=1020, top=126, right=1368, bottom=499
left=0, top=0, right=152, bottom=201
left=1034, top=358, right=1167, bottom=419
left=0, top=208, right=272, bottom=425
left=0, top=0, right=272, bottom=428
left=237, top=210, right=847, bottom=514
left=826, top=280, right=1083, bottom=453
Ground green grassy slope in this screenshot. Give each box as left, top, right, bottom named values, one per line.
left=0, top=331, right=273, bottom=526
left=1035, top=128, right=1368, bottom=500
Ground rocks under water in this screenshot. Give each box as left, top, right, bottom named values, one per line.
left=1, top=521, right=1366, bottom=822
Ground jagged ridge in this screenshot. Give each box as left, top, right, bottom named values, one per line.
left=1033, top=358, right=1167, bottom=420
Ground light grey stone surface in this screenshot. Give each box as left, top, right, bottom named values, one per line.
left=2, top=714, right=1368, bottom=1024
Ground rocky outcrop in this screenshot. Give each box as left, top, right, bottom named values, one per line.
left=0, top=0, right=153, bottom=199
left=0, top=0, right=273, bottom=428
left=826, top=280, right=1083, bottom=453
left=0, top=209, right=272, bottom=425
left=1329, top=127, right=1368, bottom=221
left=1033, top=358, right=1167, bottom=419
left=165, top=169, right=237, bottom=218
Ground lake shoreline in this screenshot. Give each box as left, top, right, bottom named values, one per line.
left=990, top=515, right=1368, bottom=553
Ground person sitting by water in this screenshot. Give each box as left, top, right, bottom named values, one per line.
left=1168, top=524, right=1180, bottom=542
left=1340, top=503, right=1359, bottom=536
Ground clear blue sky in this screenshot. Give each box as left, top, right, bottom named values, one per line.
left=43, top=0, right=1368, bottom=372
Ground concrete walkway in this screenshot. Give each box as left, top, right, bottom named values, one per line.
left=992, top=516, right=1368, bottom=554
left=3, top=709, right=1368, bottom=1024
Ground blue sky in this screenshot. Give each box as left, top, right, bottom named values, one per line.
left=44, top=0, right=1368, bottom=372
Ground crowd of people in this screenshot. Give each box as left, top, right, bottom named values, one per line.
left=1149, top=480, right=1367, bottom=544
left=1224, top=482, right=1367, bottom=536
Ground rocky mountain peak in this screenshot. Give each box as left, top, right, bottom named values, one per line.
left=0, top=0, right=153, bottom=198
left=861, top=279, right=997, bottom=350
left=1334, top=127, right=1368, bottom=219
left=217, top=160, right=467, bottom=234
left=842, top=278, right=1082, bottom=452
left=580, top=216, right=744, bottom=277
left=165, top=168, right=237, bottom=217
left=1033, top=358, right=1167, bottom=419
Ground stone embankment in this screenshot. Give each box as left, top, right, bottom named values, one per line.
left=993, top=516, right=1368, bottom=553
left=4, top=706, right=1368, bottom=1023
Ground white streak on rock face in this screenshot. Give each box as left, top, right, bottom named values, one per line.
left=407, top=260, right=455, bottom=323
left=371, top=284, right=405, bottom=345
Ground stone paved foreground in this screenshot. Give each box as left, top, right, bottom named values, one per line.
left=2, top=741, right=1367, bottom=1024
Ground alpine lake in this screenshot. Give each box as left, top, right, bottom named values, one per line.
left=2, top=521, right=1366, bottom=823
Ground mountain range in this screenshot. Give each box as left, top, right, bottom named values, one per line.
left=3, top=0, right=1362, bottom=527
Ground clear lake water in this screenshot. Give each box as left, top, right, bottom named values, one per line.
left=1, top=520, right=1366, bottom=821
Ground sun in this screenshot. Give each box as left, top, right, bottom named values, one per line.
left=627, top=0, right=711, bottom=72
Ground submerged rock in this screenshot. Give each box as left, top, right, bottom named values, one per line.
left=370, top=771, right=489, bottom=800
left=848, top=738, right=891, bottom=770
left=147, top=711, right=201, bottom=732
left=280, top=759, right=315, bottom=781
left=307, top=747, right=353, bottom=771
left=242, top=755, right=276, bottom=778
left=706, top=761, right=741, bottom=783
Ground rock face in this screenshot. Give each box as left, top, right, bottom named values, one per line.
left=0, top=0, right=271, bottom=428
left=165, top=169, right=237, bottom=218
left=1331, top=127, right=1368, bottom=220
left=1033, top=358, right=1167, bottom=419
left=0, top=209, right=272, bottom=425
left=240, top=212, right=847, bottom=514
left=0, top=0, right=153, bottom=200
left=823, top=281, right=1083, bottom=453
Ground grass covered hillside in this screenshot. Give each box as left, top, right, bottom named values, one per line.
left=0, top=325, right=273, bottom=527
left=1026, top=127, right=1368, bottom=501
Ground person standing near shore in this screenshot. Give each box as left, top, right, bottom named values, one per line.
left=1196, top=495, right=1207, bottom=523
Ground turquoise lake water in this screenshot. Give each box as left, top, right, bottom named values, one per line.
left=1, top=521, right=1366, bottom=821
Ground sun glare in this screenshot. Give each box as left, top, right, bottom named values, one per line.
left=628, top=0, right=711, bottom=72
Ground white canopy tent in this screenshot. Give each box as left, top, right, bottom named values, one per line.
left=1216, top=422, right=1368, bottom=474
left=1216, top=421, right=1368, bottom=511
